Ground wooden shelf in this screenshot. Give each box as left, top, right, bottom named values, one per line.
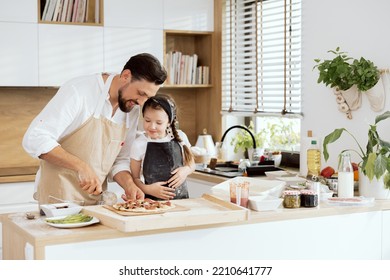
left=38, top=0, right=103, bottom=26
left=162, top=84, right=212, bottom=89
left=160, top=30, right=215, bottom=144
left=164, top=30, right=212, bottom=86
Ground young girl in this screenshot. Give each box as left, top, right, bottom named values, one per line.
left=130, top=94, right=195, bottom=200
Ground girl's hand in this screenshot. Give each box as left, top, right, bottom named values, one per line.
left=168, top=166, right=192, bottom=189
left=148, top=181, right=176, bottom=200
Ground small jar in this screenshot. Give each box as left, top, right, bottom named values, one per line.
left=300, top=190, right=318, bottom=207
left=283, top=190, right=301, bottom=208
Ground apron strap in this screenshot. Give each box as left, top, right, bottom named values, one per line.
left=94, top=74, right=115, bottom=117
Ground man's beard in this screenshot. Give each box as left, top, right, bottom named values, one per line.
left=118, top=89, right=138, bottom=113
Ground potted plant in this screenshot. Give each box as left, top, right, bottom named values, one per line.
left=322, top=111, right=390, bottom=199
left=314, top=47, right=385, bottom=116
left=230, top=121, right=267, bottom=159
left=313, top=47, right=359, bottom=119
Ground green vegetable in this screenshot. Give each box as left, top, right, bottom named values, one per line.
left=46, top=213, right=93, bottom=224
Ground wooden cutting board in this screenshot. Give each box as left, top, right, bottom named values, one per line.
left=82, top=194, right=249, bottom=233
left=102, top=204, right=189, bottom=216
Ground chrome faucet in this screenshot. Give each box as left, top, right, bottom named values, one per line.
left=220, top=125, right=260, bottom=162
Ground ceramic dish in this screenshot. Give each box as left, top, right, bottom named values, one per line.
left=264, top=170, right=296, bottom=180
left=45, top=216, right=100, bottom=228
left=212, top=177, right=286, bottom=199
left=248, top=195, right=283, bottom=211
left=275, top=176, right=307, bottom=186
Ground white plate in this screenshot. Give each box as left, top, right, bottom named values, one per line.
left=326, top=197, right=375, bottom=206
left=45, top=216, right=100, bottom=228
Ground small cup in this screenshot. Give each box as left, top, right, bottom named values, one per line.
left=229, top=179, right=250, bottom=208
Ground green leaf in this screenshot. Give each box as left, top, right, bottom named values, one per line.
left=375, top=111, right=390, bottom=124
left=364, top=153, right=377, bottom=181
left=384, top=172, right=390, bottom=190
left=323, top=128, right=345, bottom=161
left=374, top=154, right=388, bottom=180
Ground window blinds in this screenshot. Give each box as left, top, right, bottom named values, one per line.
left=222, top=0, right=302, bottom=117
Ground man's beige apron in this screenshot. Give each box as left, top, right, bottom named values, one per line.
left=37, top=74, right=127, bottom=206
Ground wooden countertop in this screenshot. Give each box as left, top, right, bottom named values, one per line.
left=3, top=197, right=390, bottom=246
left=3, top=195, right=390, bottom=259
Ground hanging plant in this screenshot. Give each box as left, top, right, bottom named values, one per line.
left=313, top=47, right=354, bottom=91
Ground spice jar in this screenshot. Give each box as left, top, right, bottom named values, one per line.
left=300, top=190, right=318, bottom=207
left=283, top=190, right=301, bottom=208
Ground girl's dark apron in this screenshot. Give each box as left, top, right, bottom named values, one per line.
left=142, top=140, right=189, bottom=200
left=36, top=74, right=128, bottom=206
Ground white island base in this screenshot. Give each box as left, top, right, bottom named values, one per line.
left=2, top=200, right=390, bottom=260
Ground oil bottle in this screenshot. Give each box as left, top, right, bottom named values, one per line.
left=307, top=134, right=321, bottom=177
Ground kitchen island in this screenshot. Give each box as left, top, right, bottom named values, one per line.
left=2, top=194, right=390, bottom=260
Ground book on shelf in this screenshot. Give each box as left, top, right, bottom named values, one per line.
left=71, top=0, right=79, bottom=22
left=195, top=66, right=209, bottom=85
left=52, top=0, right=63, bottom=22
left=41, top=0, right=50, bottom=21
left=165, top=51, right=209, bottom=85
left=44, top=0, right=58, bottom=21
left=65, top=0, right=74, bottom=22
left=41, top=0, right=99, bottom=23
left=94, top=0, right=100, bottom=23
left=60, top=0, right=69, bottom=22
left=75, top=0, right=86, bottom=22
left=85, top=0, right=99, bottom=23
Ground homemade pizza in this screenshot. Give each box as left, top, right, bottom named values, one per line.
left=112, top=198, right=175, bottom=213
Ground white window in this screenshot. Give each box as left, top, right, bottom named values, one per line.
left=222, top=0, right=302, bottom=155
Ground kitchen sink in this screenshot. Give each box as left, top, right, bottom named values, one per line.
left=195, top=161, right=284, bottom=178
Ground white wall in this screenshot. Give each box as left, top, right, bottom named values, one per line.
left=302, top=0, right=390, bottom=169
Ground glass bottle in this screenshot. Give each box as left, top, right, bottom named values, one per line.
left=337, top=151, right=354, bottom=198
left=307, top=139, right=321, bottom=177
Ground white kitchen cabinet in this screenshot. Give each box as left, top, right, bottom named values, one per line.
left=163, top=0, right=214, bottom=31
left=38, top=24, right=104, bottom=86
left=104, top=0, right=163, bottom=29
left=382, top=210, right=390, bottom=259
left=0, top=0, right=37, bottom=23
left=0, top=22, right=39, bottom=86
left=3, top=209, right=383, bottom=260
left=103, top=27, right=163, bottom=73
left=0, top=181, right=37, bottom=260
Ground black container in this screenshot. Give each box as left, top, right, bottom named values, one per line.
left=300, top=190, right=318, bottom=207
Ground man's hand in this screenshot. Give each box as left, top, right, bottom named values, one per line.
left=121, top=184, right=145, bottom=201
left=78, top=165, right=102, bottom=195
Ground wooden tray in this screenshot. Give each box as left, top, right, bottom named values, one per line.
left=82, top=194, right=249, bottom=233
left=102, top=204, right=190, bottom=216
